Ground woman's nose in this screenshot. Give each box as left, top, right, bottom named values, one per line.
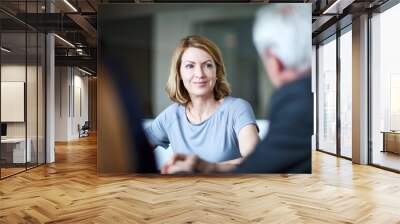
left=194, top=66, right=205, bottom=78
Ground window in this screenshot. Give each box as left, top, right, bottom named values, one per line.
left=339, top=29, right=352, bottom=158
left=371, top=3, right=400, bottom=171
left=317, top=37, right=337, bottom=154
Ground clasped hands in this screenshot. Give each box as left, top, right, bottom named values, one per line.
left=161, top=154, right=217, bottom=174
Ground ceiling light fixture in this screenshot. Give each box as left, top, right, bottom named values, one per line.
left=1, top=47, right=11, bottom=53
left=322, top=0, right=354, bottom=15
left=78, top=67, right=93, bottom=76
left=63, top=0, right=78, bottom=12
left=54, top=34, right=75, bottom=48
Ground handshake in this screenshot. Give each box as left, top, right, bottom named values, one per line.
left=161, top=154, right=236, bottom=174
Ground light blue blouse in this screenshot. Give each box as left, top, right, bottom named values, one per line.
left=144, top=97, right=257, bottom=163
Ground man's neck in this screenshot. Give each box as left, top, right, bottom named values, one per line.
left=277, top=68, right=311, bottom=88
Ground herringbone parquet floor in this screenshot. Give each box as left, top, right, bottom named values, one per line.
left=1, top=135, right=400, bottom=223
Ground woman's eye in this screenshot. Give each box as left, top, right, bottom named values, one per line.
left=206, top=63, right=213, bottom=69
left=185, top=64, right=194, bottom=69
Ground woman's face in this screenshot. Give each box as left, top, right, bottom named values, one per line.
left=180, top=47, right=217, bottom=99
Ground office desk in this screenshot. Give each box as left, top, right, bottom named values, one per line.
left=1, top=138, right=31, bottom=164
left=382, top=131, right=400, bottom=154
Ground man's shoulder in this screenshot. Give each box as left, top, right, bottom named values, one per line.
left=271, top=77, right=312, bottom=111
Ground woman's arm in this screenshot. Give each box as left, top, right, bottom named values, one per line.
left=238, top=124, right=260, bottom=157
left=218, top=124, right=260, bottom=165
left=144, top=110, right=171, bottom=149
left=163, top=124, right=259, bottom=174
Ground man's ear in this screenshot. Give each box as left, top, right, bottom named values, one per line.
left=266, top=50, right=284, bottom=75
left=263, top=50, right=284, bottom=79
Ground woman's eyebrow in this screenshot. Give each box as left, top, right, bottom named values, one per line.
left=182, top=60, right=195, bottom=63
left=182, top=59, right=212, bottom=64
left=201, top=59, right=213, bottom=64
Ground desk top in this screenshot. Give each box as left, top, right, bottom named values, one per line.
left=1, top=138, right=28, bottom=143
left=381, top=131, right=400, bottom=134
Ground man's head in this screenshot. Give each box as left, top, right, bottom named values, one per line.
left=253, top=4, right=311, bottom=88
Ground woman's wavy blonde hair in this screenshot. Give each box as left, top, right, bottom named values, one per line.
left=165, top=35, right=231, bottom=105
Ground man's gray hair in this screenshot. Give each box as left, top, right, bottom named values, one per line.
left=253, top=4, right=311, bottom=71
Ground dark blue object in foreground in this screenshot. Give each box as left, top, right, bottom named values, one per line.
left=104, top=57, right=157, bottom=173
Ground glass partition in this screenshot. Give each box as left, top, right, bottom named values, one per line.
left=27, top=30, right=38, bottom=169
left=38, top=32, right=45, bottom=165
left=339, top=29, right=352, bottom=158
left=0, top=1, right=46, bottom=179
left=1, top=31, right=28, bottom=177
left=317, top=36, right=337, bottom=154
left=26, top=0, right=42, bottom=170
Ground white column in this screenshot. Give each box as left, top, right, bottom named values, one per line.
left=46, top=1, right=55, bottom=163
left=352, top=14, right=369, bottom=164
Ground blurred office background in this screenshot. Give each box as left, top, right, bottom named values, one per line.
left=99, top=4, right=275, bottom=119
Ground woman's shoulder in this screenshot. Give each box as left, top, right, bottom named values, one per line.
left=224, top=96, right=252, bottom=109
left=154, top=103, right=182, bottom=127
left=162, top=102, right=182, bottom=114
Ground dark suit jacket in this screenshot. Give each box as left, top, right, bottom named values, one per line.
left=235, top=76, right=313, bottom=173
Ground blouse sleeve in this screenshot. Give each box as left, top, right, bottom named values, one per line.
left=144, top=109, right=170, bottom=149
left=232, top=99, right=258, bottom=137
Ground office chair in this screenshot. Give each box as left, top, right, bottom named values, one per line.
left=79, top=121, right=90, bottom=138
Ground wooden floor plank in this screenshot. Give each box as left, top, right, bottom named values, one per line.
left=1, top=134, right=400, bottom=223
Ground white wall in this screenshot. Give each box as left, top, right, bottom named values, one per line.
left=72, top=73, right=89, bottom=138
left=55, top=67, right=89, bottom=141
left=1, top=65, right=34, bottom=138
left=1, top=66, right=26, bottom=129
left=55, top=67, right=69, bottom=141
left=1, top=64, right=46, bottom=163
left=1, top=65, right=26, bottom=81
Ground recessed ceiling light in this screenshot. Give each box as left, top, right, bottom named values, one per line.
left=77, top=67, right=93, bottom=76
left=63, top=0, right=78, bottom=12
left=322, top=0, right=354, bottom=15
left=1, top=47, right=11, bottom=53
left=54, top=34, right=75, bottom=48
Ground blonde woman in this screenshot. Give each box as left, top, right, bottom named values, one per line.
left=145, top=35, right=259, bottom=169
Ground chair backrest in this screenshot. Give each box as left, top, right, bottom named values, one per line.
left=82, top=121, right=90, bottom=129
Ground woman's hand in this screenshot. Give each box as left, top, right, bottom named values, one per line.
left=162, top=154, right=196, bottom=174
left=162, top=153, right=238, bottom=174
left=161, top=154, right=216, bottom=174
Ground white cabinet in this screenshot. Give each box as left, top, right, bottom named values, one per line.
left=1, top=138, right=32, bottom=163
